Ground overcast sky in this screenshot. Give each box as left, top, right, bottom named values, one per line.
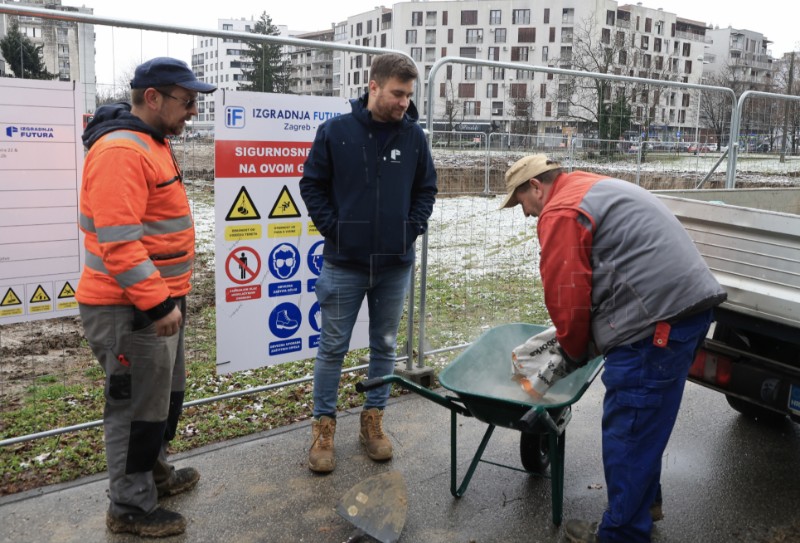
left=88, top=0, right=798, bottom=88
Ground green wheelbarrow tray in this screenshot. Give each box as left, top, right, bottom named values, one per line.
left=356, top=323, right=604, bottom=526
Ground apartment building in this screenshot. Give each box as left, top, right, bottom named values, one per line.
left=0, top=0, right=95, bottom=112
left=334, top=0, right=711, bottom=141
left=705, top=26, right=776, bottom=90
left=287, top=28, right=335, bottom=97
left=190, top=18, right=290, bottom=129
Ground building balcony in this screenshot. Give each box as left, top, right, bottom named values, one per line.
left=675, top=30, right=711, bottom=43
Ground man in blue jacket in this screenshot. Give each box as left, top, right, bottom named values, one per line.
left=300, top=52, right=437, bottom=473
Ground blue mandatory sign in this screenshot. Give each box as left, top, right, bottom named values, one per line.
left=308, top=302, right=321, bottom=332
left=269, top=302, right=302, bottom=339
left=269, top=243, right=300, bottom=280
left=307, top=240, right=324, bottom=276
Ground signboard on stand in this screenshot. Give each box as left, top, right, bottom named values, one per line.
left=0, top=79, right=84, bottom=324
left=214, top=92, right=365, bottom=374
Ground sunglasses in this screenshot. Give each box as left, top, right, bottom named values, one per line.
left=157, top=89, right=198, bottom=110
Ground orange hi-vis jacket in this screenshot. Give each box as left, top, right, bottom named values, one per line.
left=76, top=129, right=194, bottom=314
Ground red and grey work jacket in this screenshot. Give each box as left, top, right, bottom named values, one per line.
left=76, top=130, right=194, bottom=312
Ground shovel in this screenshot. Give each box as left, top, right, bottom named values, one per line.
left=336, top=470, right=408, bottom=543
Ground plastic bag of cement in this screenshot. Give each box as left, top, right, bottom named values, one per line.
left=510, top=326, right=573, bottom=400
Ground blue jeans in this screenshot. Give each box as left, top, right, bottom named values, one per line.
left=312, top=263, right=412, bottom=418
left=597, top=310, right=713, bottom=543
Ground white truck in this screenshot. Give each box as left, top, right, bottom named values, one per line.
left=656, top=187, right=800, bottom=424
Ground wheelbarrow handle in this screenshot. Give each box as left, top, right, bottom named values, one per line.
left=356, top=377, right=387, bottom=392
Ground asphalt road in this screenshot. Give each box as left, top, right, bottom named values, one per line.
left=1, top=378, right=798, bottom=543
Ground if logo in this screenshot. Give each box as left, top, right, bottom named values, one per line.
left=5, top=126, right=18, bottom=137
left=225, top=106, right=245, bottom=128
left=390, top=149, right=401, bottom=161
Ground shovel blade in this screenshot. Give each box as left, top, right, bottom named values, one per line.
left=336, top=470, right=408, bottom=543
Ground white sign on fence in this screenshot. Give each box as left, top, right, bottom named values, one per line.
left=214, top=91, right=367, bottom=374
left=0, top=79, right=84, bottom=324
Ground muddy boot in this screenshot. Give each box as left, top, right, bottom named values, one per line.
left=308, top=416, right=336, bottom=473
left=106, top=507, right=186, bottom=537
left=360, top=408, right=393, bottom=461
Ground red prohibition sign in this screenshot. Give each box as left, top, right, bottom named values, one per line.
left=226, top=247, right=261, bottom=285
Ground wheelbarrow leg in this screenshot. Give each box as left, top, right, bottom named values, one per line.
left=548, top=429, right=567, bottom=526
left=450, top=409, right=496, bottom=498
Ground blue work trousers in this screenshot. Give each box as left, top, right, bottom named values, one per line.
left=597, top=310, right=713, bottom=543
left=312, top=263, right=412, bottom=418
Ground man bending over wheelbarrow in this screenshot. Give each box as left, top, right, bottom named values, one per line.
left=500, top=155, right=726, bottom=543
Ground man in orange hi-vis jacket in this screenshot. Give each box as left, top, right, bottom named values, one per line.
left=77, top=57, right=215, bottom=538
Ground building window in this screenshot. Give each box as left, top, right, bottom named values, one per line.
left=518, top=27, right=536, bottom=43
left=683, top=42, right=691, bottom=57
left=511, top=46, right=529, bottom=62
left=540, top=83, right=547, bottom=98
left=356, top=23, right=363, bottom=36
left=549, top=27, right=556, bottom=42
left=425, top=47, right=436, bottom=62
left=562, top=8, right=574, bottom=24
left=406, top=30, right=417, bottom=44
left=516, top=69, right=534, bottom=80
left=442, top=11, right=448, bottom=25
left=601, top=28, right=610, bottom=44
left=463, top=101, right=481, bottom=116
left=488, top=46, right=500, bottom=61
left=491, top=67, right=505, bottom=79
left=487, top=83, right=499, bottom=98
left=512, top=9, right=530, bottom=24
left=542, top=46, right=549, bottom=61
left=645, top=18, right=652, bottom=32
left=562, top=27, right=573, bottom=43
left=412, top=12, right=422, bottom=26
left=641, top=35, right=649, bottom=49
left=466, top=29, right=483, bottom=43
left=606, top=10, right=615, bottom=26
left=619, top=50, right=627, bottom=64
left=685, top=60, right=693, bottom=73
left=464, top=65, right=482, bottom=80
left=448, top=28, right=454, bottom=43
left=560, top=46, right=573, bottom=61
left=459, top=47, right=477, bottom=59
left=543, top=8, right=550, bottom=24
left=492, top=101, right=504, bottom=115
left=654, top=38, right=662, bottom=52
left=458, top=83, right=475, bottom=98
left=426, top=11, right=437, bottom=25
left=461, top=10, right=478, bottom=25
left=545, top=102, right=552, bottom=117
left=426, top=29, right=437, bottom=44
left=510, top=83, right=527, bottom=98
left=494, top=28, right=507, bottom=43
left=557, top=102, right=569, bottom=117
left=490, top=10, right=502, bottom=25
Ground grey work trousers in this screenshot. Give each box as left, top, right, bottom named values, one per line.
left=79, top=300, right=186, bottom=517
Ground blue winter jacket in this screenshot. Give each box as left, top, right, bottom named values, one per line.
left=300, top=93, right=438, bottom=273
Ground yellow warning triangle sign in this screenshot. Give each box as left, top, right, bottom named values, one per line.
left=58, top=282, right=76, bottom=299
left=268, top=186, right=301, bottom=219
left=30, top=285, right=51, bottom=303
left=226, top=186, right=261, bottom=221
left=1, top=288, right=22, bottom=306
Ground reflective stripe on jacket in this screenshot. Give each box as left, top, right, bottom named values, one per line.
left=76, top=130, right=194, bottom=310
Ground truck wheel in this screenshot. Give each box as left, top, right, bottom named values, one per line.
left=725, top=395, right=787, bottom=426
left=520, top=432, right=550, bottom=474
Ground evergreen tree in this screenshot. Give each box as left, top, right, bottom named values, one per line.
left=0, top=21, right=55, bottom=80
left=240, top=12, right=290, bottom=93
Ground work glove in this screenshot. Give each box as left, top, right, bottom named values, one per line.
left=511, top=326, right=579, bottom=400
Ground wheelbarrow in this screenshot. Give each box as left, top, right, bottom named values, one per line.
left=356, top=323, right=604, bottom=526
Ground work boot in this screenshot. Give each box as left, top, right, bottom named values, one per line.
left=106, top=507, right=186, bottom=537
left=309, top=416, right=336, bottom=473
left=564, top=519, right=599, bottom=543
left=156, top=467, right=200, bottom=498
left=359, top=408, right=393, bottom=461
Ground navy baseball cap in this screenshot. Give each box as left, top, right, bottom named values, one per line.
left=130, top=57, right=217, bottom=93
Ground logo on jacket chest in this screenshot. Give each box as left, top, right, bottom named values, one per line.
left=389, top=149, right=401, bottom=163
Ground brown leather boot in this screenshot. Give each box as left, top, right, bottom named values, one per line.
left=308, top=416, right=336, bottom=473
left=359, top=408, right=393, bottom=461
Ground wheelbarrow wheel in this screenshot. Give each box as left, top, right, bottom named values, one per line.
left=519, top=431, right=550, bottom=474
